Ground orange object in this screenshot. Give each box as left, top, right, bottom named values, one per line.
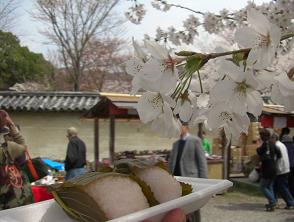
left=25, top=149, right=39, bottom=181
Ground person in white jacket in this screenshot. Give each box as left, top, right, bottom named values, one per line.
left=271, top=133, right=294, bottom=209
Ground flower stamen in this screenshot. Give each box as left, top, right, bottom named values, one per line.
left=234, top=81, right=249, bottom=96
left=148, top=94, right=164, bottom=112
left=219, top=111, right=233, bottom=122
left=258, top=33, right=271, bottom=47
left=164, top=56, right=176, bottom=72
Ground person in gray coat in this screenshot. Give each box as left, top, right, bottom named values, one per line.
left=168, top=123, right=208, bottom=222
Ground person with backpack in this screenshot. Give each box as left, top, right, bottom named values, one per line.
left=257, top=128, right=281, bottom=211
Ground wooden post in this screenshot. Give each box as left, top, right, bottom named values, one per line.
left=227, top=140, right=231, bottom=179
left=94, top=118, right=99, bottom=171
left=198, top=123, right=203, bottom=139
left=109, top=115, right=115, bottom=165
left=221, top=130, right=231, bottom=179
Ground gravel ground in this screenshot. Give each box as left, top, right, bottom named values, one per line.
left=201, top=192, right=294, bottom=222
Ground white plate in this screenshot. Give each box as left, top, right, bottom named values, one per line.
left=0, top=177, right=233, bottom=222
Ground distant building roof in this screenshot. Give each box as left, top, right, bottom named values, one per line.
left=100, top=92, right=139, bottom=110
left=0, top=91, right=292, bottom=117
left=0, top=91, right=100, bottom=112
left=262, top=96, right=294, bottom=116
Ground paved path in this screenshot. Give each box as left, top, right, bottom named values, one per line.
left=202, top=192, right=294, bottom=222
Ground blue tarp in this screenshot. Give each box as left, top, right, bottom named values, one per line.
left=42, top=158, right=64, bottom=171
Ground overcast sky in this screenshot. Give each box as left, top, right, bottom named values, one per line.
left=15, top=0, right=269, bottom=57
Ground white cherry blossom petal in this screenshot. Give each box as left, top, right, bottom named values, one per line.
left=179, top=101, right=193, bottom=122
left=150, top=103, right=181, bottom=138
left=269, top=24, right=282, bottom=47
left=271, top=84, right=294, bottom=112
left=137, top=92, right=163, bottom=123
left=210, top=79, right=234, bottom=104
left=158, top=68, right=178, bottom=94
left=139, top=58, right=164, bottom=81
left=245, top=71, right=259, bottom=90
left=230, top=95, right=247, bottom=116
left=247, top=8, right=271, bottom=36
left=207, top=103, right=229, bottom=129
left=254, top=70, right=276, bottom=90
left=217, top=60, right=245, bottom=82
left=275, top=73, right=294, bottom=92
left=246, top=90, right=263, bottom=118
left=125, top=57, right=144, bottom=76
left=132, top=38, right=147, bottom=61
left=247, top=46, right=275, bottom=69
left=144, top=40, right=169, bottom=60
left=235, top=27, right=259, bottom=48
left=197, top=94, right=210, bottom=108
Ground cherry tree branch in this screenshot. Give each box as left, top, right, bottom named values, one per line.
left=176, top=32, right=294, bottom=62
left=169, top=3, right=235, bottom=20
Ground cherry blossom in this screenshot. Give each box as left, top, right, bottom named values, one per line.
left=126, top=40, right=179, bottom=95
left=173, top=91, right=197, bottom=122
left=271, top=72, right=294, bottom=111
left=235, top=8, right=281, bottom=69
left=136, top=92, right=181, bottom=137
left=210, top=60, right=263, bottom=118
left=124, top=2, right=294, bottom=139
left=207, top=103, right=250, bottom=139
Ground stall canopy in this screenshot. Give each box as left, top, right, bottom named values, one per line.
left=82, top=93, right=140, bottom=169
left=260, top=97, right=294, bottom=128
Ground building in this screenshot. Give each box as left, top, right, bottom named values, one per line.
left=0, top=91, right=175, bottom=161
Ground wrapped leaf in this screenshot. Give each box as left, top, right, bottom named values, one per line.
left=49, top=172, right=149, bottom=222
left=129, top=174, right=159, bottom=207
left=180, top=182, right=193, bottom=196
left=114, top=159, right=154, bottom=174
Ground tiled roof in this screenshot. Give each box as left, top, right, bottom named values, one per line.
left=0, top=91, right=101, bottom=112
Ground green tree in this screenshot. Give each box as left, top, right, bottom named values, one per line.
left=0, top=31, right=54, bottom=89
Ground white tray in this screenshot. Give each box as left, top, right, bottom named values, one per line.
left=0, top=177, right=233, bottom=222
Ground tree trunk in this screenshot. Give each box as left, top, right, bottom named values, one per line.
left=73, top=63, right=81, bottom=91
left=74, top=82, right=80, bottom=91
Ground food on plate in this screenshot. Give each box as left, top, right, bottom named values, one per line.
left=50, top=160, right=192, bottom=222
left=49, top=172, right=149, bottom=221
left=114, top=159, right=192, bottom=205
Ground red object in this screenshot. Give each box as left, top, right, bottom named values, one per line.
left=109, top=103, right=128, bottom=115
left=287, top=116, right=294, bottom=128
left=25, top=150, right=39, bottom=181
left=261, top=115, right=294, bottom=128
left=31, top=185, right=53, bottom=202
left=260, top=115, right=273, bottom=128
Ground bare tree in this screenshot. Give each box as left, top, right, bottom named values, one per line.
left=33, top=0, right=122, bottom=91
left=0, top=0, right=19, bottom=30
left=82, top=37, right=130, bottom=90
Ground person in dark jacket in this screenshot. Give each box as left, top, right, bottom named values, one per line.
left=257, top=128, right=281, bottom=211
left=280, top=127, right=294, bottom=197
left=64, top=127, right=87, bottom=180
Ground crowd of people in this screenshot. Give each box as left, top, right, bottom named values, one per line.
left=257, top=127, right=294, bottom=211
left=0, top=110, right=88, bottom=210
